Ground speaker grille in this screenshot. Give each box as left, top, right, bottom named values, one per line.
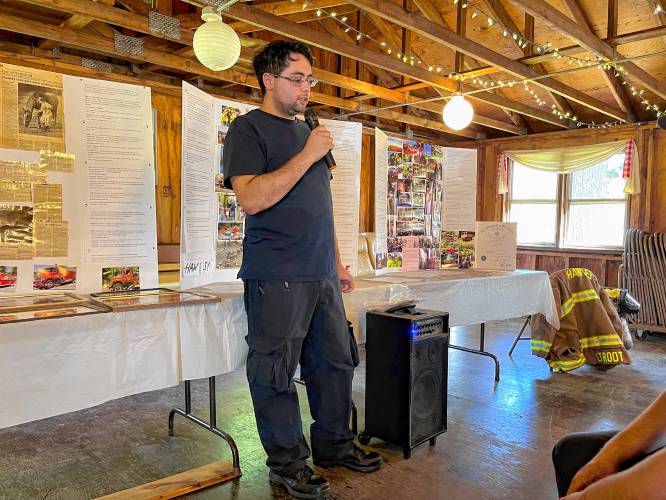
left=410, top=339, right=444, bottom=443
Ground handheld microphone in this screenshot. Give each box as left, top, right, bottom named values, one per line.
left=304, top=108, right=336, bottom=171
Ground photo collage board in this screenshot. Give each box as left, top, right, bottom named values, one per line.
left=383, top=137, right=443, bottom=270
left=214, top=99, right=256, bottom=270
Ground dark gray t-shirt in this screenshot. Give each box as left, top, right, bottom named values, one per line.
left=222, top=109, right=336, bottom=281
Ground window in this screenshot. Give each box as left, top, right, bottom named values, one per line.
left=506, top=153, right=627, bottom=249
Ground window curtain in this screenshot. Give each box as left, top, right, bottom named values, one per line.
left=497, top=140, right=640, bottom=195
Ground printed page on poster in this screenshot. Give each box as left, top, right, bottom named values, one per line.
left=442, top=147, right=477, bottom=231
left=66, top=77, right=156, bottom=263
left=374, top=128, right=388, bottom=271
left=322, top=119, right=362, bottom=276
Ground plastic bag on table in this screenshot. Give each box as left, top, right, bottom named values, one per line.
left=362, top=284, right=423, bottom=313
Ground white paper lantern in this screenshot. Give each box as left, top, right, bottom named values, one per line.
left=193, top=8, right=241, bottom=71
left=443, top=93, right=474, bottom=130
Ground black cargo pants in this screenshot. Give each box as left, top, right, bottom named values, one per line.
left=243, top=277, right=359, bottom=475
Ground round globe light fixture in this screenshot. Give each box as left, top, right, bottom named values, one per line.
left=442, top=92, right=474, bottom=130
left=193, top=7, right=241, bottom=71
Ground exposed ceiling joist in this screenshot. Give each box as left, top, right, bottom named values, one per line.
left=483, top=0, right=575, bottom=117
left=561, top=0, right=636, bottom=119
left=411, top=0, right=528, bottom=128
left=0, top=11, right=482, bottom=139
left=217, top=2, right=563, bottom=127
left=509, top=0, right=666, bottom=100
left=344, top=0, right=628, bottom=122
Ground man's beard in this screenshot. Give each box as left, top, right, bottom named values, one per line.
left=285, top=97, right=308, bottom=116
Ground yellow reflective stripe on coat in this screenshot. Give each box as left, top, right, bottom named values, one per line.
left=548, top=356, right=586, bottom=371
left=560, top=289, right=600, bottom=319
left=531, top=339, right=552, bottom=353
left=580, top=334, right=624, bottom=349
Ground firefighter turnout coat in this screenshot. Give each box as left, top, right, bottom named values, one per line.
left=530, top=268, right=631, bottom=372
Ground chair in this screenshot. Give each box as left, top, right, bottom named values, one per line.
left=362, top=232, right=377, bottom=270
left=357, top=233, right=375, bottom=275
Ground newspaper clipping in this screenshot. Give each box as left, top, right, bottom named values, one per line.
left=0, top=63, right=65, bottom=152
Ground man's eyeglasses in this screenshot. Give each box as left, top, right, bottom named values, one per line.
left=271, top=74, right=318, bottom=88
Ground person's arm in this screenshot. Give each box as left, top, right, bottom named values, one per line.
left=231, top=125, right=333, bottom=215
left=564, top=448, right=666, bottom=500
left=334, top=230, right=354, bottom=293
left=566, top=390, right=666, bottom=495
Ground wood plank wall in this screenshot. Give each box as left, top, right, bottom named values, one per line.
left=152, top=89, right=665, bottom=287
left=467, top=123, right=666, bottom=287
left=152, top=91, right=378, bottom=244
left=152, top=92, right=182, bottom=245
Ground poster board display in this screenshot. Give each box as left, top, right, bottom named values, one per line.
left=180, top=85, right=363, bottom=288
left=1, top=69, right=158, bottom=295
left=374, top=133, right=444, bottom=272
left=374, top=132, right=479, bottom=273
left=179, top=82, right=257, bottom=290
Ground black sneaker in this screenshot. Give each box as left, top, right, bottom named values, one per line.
left=269, top=465, right=331, bottom=499
left=314, top=443, right=383, bottom=472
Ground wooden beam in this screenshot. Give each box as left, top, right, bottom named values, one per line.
left=0, top=16, right=486, bottom=138
left=0, top=38, right=454, bottom=143
left=455, top=0, right=466, bottom=73
left=345, top=0, right=627, bottom=121
left=561, top=0, right=637, bottom=119
left=483, top=0, right=575, bottom=117
left=4, top=2, right=527, bottom=133
left=220, top=1, right=565, bottom=127
left=95, top=461, right=239, bottom=499
left=510, top=0, right=666, bottom=100
left=607, top=0, right=618, bottom=39
left=38, top=14, right=94, bottom=48
left=458, top=24, right=666, bottom=78
left=229, top=6, right=358, bottom=34
left=411, top=0, right=527, bottom=129
left=319, top=17, right=400, bottom=89
left=18, top=0, right=194, bottom=42
left=524, top=13, right=534, bottom=57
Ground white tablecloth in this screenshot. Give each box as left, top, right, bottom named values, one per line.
left=0, top=270, right=556, bottom=429
left=344, top=269, right=558, bottom=342
left=0, top=297, right=248, bottom=430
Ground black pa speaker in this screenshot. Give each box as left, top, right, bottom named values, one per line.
left=360, top=304, right=448, bottom=458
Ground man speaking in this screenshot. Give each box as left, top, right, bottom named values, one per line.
left=222, top=40, right=382, bottom=499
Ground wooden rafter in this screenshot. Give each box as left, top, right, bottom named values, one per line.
left=344, top=0, right=628, bottom=121
left=509, top=0, right=666, bottom=100
left=483, top=0, right=575, bottom=117
left=228, top=6, right=358, bottom=35
left=561, top=0, right=636, bottom=119
left=217, top=1, right=565, bottom=127
left=0, top=11, right=484, bottom=139
left=455, top=24, right=666, bottom=79
left=365, top=0, right=525, bottom=128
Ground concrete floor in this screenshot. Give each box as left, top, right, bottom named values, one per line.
left=0, top=319, right=664, bottom=500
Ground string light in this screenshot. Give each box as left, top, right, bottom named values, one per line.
left=294, top=0, right=441, bottom=72
left=290, top=0, right=665, bottom=127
